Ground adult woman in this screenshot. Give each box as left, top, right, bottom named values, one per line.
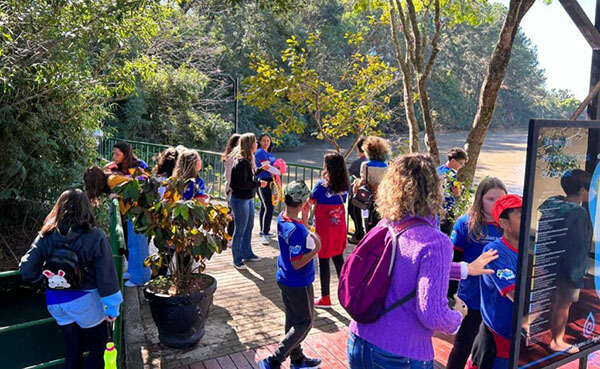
left=230, top=133, right=267, bottom=270
left=348, top=153, right=466, bottom=369
left=255, top=133, right=279, bottom=245
left=20, top=189, right=122, bottom=369
left=354, top=136, right=391, bottom=231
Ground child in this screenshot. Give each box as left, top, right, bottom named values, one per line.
left=19, top=189, right=123, bottom=369
left=173, top=148, right=209, bottom=203
left=540, top=169, right=592, bottom=353
left=259, top=181, right=322, bottom=369
left=446, top=178, right=507, bottom=369
left=311, top=153, right=350, bottom=309
left=469, top=194, right=522, bottom=369
left=437, top=147, right=469, bottom=235
left=255, top=133, right=279, bottom=245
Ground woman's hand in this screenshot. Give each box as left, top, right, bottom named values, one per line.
left=105, top=316, right=117, bottom=322
left=467, top=249, right=499, bottom=276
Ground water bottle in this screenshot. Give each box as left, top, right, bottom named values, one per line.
left=104, top=342, right=118, bottom=369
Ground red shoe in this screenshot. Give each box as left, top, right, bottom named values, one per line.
left=314, top=295, right=332, bottom=309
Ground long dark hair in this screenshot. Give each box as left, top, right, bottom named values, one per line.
left=83, top=166, right=110, bottom=205
left=153, top=147, right=179, bottom=177
left=467, top=177, right=507, bottom=241
left=112, top=142, right=140, bottom=173
left=258, top=133, right=273, bottom=152
left=222, top=134, right=241, bottom=161
left=41, top=189, right=96, bottom=236
left=323, top=153, right=350, bottom=194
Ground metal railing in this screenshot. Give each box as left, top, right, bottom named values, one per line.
left=0, top=199, right=125, bottom=368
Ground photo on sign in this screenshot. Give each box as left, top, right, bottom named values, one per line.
left=514, top=122, right=600, bottom=369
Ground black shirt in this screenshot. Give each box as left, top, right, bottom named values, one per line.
left=349, top=156, right=367, bottom=178
left=230, top=158, right=260, bottom=199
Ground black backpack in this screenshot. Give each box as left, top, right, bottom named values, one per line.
left=42, top=234, right=87, bottom=290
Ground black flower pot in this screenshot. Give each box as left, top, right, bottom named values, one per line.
left=143, top=275, right=217, bottom=348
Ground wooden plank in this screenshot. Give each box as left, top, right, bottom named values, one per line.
left=203, top=358, right=222, bottom=369
left=241, top=349, right=260, bottom=369
left=216, top=355, right=238, bottom=369
left=559, top=0, right=600, bottom=49
left=230, top=352, right=254, bottom=369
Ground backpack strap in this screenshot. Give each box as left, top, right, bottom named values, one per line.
left=381, top=218, right=431, bottom=318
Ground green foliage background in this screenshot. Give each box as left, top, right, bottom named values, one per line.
left=0, top=0, right=581, bottom=262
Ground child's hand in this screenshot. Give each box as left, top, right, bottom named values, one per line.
left=259, top=180, right=268, bottom=188
left=453, top=294, right=468, bottom=319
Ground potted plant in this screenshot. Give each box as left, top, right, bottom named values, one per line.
left=115, top=173, right=231, bottom=348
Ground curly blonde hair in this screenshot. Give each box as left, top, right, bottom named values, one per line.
left=364, top=136, right=391, bottom=162
left=376, top=153, right=443, bottom=220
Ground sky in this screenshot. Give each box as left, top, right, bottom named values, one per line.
left=493, top=0, right=596, bottom=100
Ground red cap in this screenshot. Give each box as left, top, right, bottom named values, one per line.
left=492, top=194, right=523, bottom=224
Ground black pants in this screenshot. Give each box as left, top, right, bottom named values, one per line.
left=272, top=283, right=314, bottom=364
left=318, top=255, right=344, bottom=297
left=469, top=322, right=496, bottom=369
left=257, top=178, right=274, bottom=235
left=447, top=309, right=482, bottom=369
left=348, top=198, right=364, bottom=240
left=61, top=320, right=109, bottom=369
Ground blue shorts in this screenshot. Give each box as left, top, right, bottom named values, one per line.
left=47, top=290, right=105, bottom=328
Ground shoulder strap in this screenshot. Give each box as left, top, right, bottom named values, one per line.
left=380, top=219, right=431, bottom=318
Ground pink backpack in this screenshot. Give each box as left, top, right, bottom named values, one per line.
left=338, top=218, right=429, bottom=324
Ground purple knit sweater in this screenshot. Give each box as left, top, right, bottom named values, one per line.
left=349, top=215, right=463, bottom=361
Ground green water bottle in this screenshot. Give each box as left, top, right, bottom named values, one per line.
left=104, top=342, right=117, bottom=369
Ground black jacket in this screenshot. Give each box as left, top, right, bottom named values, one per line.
left=19, top=227, right=120, bottom=298
left=230, top=158, right=261, bottom=199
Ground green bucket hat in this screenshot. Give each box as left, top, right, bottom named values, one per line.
left=284, top=180, right=310, bottom=203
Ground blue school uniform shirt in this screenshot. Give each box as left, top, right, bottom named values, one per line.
left=182, top=177, right=206, bottom=200
left=480, top=237, right=517, bottom=339
left=255, top=148, right=276, bottom=180
left=276, top=214, right=315, bottom=287
left=437, top=165, right=458, bottom=212
left=451, top=215, right=502, bottom=310
left=311, top=179, right=348, bottom=204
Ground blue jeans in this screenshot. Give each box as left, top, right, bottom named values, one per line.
left=230, top=195, right=256, bottom=265
left=347, top=332, right=434, bottom=369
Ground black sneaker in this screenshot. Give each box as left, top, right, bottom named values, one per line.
left=291, top=357, right=321, bottom=369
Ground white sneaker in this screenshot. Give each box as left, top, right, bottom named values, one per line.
left=233, top=262, right=248, bottom=270
left=260, top=235, right=270, bottom=245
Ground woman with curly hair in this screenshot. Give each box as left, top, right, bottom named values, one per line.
left=348, top=153, right=468, bottom=369
left=311, top=153, right=350, bottom=309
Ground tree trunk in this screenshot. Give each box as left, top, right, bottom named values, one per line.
left=418, top=78, right=440, bottom=165
left=389, top=0, right=420, bottom=152
left=459, top=0, right=535, bottom=183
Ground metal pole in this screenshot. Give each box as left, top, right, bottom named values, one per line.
left=235, top=77, right=239, bottom=133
